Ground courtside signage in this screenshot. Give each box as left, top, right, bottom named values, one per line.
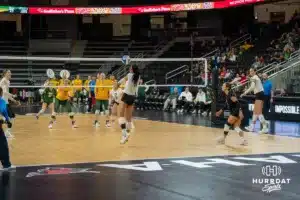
left=26, top=154, right=298, bottom=193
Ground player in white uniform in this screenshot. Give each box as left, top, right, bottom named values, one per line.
left=0, top=70, right=20, bottom=137
left=241, top=68, right=268, bottom=133
left=108, top=82, right=123, bottom=125
left=118, top=65, right=139, bottom=144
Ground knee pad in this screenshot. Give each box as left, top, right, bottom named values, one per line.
left=69, top=112, right=74, bottom=118
left=95, top=110, right=100, bottom=115
left=118, top=117, right=126, bottom=125
left=7, top=121, right=12, bottom=128
left=224, top=123, right=230, bottom=132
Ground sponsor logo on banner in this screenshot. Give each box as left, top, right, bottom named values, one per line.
left=275, top=105, right=300, bottom=114
left=29, top=7, right=76, bottom=14
left=252, top=165, right=291, bottom=193
left=122, top=5, right=171, bottom=14
left=75, top=7, right=121, bottom=14
left=26, top=167, right=100, bottom=177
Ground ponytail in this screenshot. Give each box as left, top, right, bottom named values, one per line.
left=131, top=65, right=140, bottom=85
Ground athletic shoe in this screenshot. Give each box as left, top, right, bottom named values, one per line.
left=120, top=130, right=129, bottom=144
left=48, top=123, right=53, bottom=129
left=1, top=165, right=16, bottom=171
left=5, top=129, right=13, bottom=138
left=259, top=127, right=269, bottom=134
left=105, top=123, right=111, bottom=128
left=217, top=136, right=225, bottom=144
left=131, top=122, right=135, bottom=129
left=94, top=122, right=100, bottom=128
left=72, top=124, right=78, bottom=128
left=240, top=139, right=248, bottom=146
left=202, top=111, right=207, bottom=116
left=245, top=126, right=254, bottom=132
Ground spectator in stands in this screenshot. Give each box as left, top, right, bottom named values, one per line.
left=240, top=72, right=247, bottom=85
left=192, top=88, right=211, bottom=115
left=277, top=89, right=288, bottom=97
left=228, top=49, right=237, bottom=62
left=170, top=85, right=183, bottom=95
left=262, top=73, right=273, bottom=119
left=177, top=87, right=193, bottom=113
left=136, top=79, right=149, bottom=111
left=224, top=69, right=232, bottom=81
left=163, top=87, right=178, bottom=112
left=230, top=73, right=241, bottom=86
left=270, top=52, right=284, bottom=63
left=283, top=48, right=292, bottom=60
left=240, top=41, right=253, bottom=51
left=252, top=56, right=264, bottom=69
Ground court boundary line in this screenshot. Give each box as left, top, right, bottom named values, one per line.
left=16, top=152, right=300, bottom=168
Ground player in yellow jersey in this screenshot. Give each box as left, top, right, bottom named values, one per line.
left=49, top=78, right=59, bottom=86
left=84, top=76, right=91, bottom=91
left=72, top=74, right=83, bottom=113
left=54, top=79, right=78, bottom=128
left=94, top=73, right=110, bottom=127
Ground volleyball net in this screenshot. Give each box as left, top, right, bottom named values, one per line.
left=0, top=55, right=211, bottom=115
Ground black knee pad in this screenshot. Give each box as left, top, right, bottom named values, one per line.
left=120, top=123, right=126, bottom=129
left=51, top=115, right=56, bottom=120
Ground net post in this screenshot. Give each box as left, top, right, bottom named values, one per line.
left=211, top=66, right=219, bottom=123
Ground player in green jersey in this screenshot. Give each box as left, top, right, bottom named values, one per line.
left=36, top=80, right=57, bottom=128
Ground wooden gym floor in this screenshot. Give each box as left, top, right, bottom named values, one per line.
left=8, top=114, right=300, bottom=166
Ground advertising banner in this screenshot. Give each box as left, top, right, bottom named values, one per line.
left=29, top=7, right=76, bottom=14
left=24, top=0, right=264, bottom=15
left=0, top=6, right=28, bottom=13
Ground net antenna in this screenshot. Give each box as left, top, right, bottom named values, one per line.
left=0, top=55, right=208, bottom=88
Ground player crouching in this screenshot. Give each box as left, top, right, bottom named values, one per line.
left=54, top=79, right=78, bottom=129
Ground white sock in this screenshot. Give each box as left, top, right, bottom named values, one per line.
left=258, top=115, right=266, bottom=126
left=126, top=121, right=132, bottom=130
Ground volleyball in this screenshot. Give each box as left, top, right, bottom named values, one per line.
left=46, top=69, right=55, bottom=78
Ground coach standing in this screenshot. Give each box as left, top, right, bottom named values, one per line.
left=262, top=73, right=273, bottom=119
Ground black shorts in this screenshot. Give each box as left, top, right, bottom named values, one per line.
left=230, top=108, right=241, bottom=118
left=121, top=93, right=135, bottom=106
left=255, top=91, right=264, bottom=101
left=6, top=104, right=15, bottom=119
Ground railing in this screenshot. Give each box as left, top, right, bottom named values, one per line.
left=165, top=65, right=189, bottom=83
left=269, top=59, right=300, bottom=90
left=229, top=34, right=251, bottom=49
left=145, top=79, right=156, bottom=85
left=201, top=48, right=220, bottom=58
left=233, top=49, right=300, bottom=90
left=264, top=51, right=300, bottom=76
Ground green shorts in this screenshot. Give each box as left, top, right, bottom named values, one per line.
left=55, top=98, right=72, bottom=113
left=95, top=100, right=109, bottom=112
